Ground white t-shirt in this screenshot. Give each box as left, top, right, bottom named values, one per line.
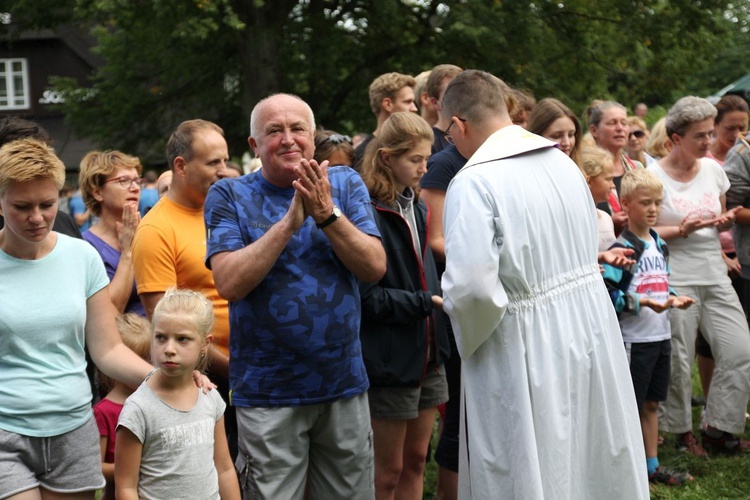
left=648, top=158, right=730, bottom=286
left=619, top=236, right=672, bottom=343
left=118, top=376, right=226, bottom=499
left=597, top=209, right=616, bottom=252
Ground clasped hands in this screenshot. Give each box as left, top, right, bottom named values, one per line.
left=286, top=159, right=335, bottom=230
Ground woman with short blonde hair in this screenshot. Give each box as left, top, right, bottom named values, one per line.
left=0, top=139, right=155, bottom=498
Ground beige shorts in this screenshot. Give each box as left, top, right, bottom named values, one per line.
left=235, top=393, right=374, bottom=500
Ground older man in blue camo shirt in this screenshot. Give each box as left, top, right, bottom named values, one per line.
left=205, top=93, right=386, bottom=500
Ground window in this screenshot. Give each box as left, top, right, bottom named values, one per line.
left=0, top=58, right=30, bottom=110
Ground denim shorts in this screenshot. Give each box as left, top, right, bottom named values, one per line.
left=0, top=416, right=105, bottom=498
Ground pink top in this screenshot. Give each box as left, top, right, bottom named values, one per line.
left=93, top=398, right=123, bottom=463
left=705, top=150, right=736, bottom=254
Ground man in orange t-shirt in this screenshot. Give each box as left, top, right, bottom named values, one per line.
left=132, top=119, right=235, bottom=455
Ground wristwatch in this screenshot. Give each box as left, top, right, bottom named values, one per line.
left=316, top=205, right=342, bottom=229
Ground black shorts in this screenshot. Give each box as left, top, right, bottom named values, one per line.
left=435, top=326, right=460, bottom=472
left=625, top=339, right=671, bottom=411
left=696, top=331, right=713, bottom=358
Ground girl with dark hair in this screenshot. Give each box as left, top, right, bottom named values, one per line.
left=708, top=94, right=748, bottom=164
left=527, top=97, right=583, bottom=165
left=313, top=130, right=355, bottom=167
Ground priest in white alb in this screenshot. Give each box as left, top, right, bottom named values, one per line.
left=440, top=70, right=649, bottom=499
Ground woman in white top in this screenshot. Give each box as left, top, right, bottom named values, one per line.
left=648, top=96, right=750, bottom=455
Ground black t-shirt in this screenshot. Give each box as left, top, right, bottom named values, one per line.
left=432, top=126, right=451, bottom=155
left=420, top=144, right=467, bottom=191
left=419, top=144, right=467, bottom=277
left=353, top=134, right=374, bottom=172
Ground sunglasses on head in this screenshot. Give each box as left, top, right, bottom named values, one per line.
left=629, top=130, right=646, bottom=139
left=321, top=134, right=352, bottom=146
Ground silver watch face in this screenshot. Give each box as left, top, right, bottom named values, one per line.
left=333, top=205, right=342, bottom=218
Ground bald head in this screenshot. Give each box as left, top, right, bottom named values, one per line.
left=157, top=170, right=172, bottom=198
left=250, top=93, right=315, bottom=138
left=248, top=93, right=317, bottom=188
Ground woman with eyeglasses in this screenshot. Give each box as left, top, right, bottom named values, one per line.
left=79, top=150, right=145, bottom=315
left=697, top=94, right=750, bottom=431
left=313, top=130, right=355, bottom=168
left=648, top=96, right=750, bottom=455
left=626, top=116, right=649, bottom=167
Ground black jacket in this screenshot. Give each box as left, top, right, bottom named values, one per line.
left=359, top=196, right=450, bottom=387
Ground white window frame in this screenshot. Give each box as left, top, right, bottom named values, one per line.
left=0, top=58, right=30, bottom=110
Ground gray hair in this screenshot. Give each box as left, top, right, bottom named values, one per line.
left=249, top=93, right=315, bottom=138
left=442, top=70, right=510, bottom=124
left=588, top=101, right=627, bottom=129
left=666, top=96, right=717, bottom=137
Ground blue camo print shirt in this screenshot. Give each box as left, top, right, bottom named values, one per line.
left=204, top=167, right=380, bottom=407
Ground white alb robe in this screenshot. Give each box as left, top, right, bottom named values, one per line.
left=442, top=126, right=649, bottom=499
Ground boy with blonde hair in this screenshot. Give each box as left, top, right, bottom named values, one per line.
left=603, top=169, right=695, bottom=485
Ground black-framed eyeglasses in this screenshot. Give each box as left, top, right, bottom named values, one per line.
left=103, top=176, right=146, bottom=189
left=321, top=133, right=352, bottom=146
left=444, top=117, right=467, bottom=145
left=629, top=130, right=646, bottom=139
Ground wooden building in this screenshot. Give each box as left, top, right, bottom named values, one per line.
left=1, top=18, right=101, bottom=172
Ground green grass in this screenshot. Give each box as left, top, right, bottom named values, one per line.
left=424, top=418, right=440, bottom=499
left=649, top=365, right=750, bottom=499
left=422, top=365, right=750, bottom=499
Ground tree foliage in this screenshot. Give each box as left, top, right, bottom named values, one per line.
left=2, top=0, right=747, bottom=163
